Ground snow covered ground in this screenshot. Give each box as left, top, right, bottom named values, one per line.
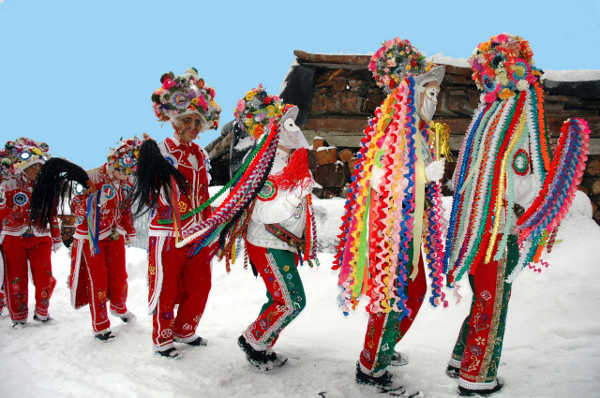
left=1, top=193, right=599, bottom=398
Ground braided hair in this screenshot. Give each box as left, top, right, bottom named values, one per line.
left=130, top=139, right=188, bottom=217
left=31, top=158, right=89, bottom=228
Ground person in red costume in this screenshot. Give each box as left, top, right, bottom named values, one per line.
left=131, top=67, right=221, bottom=358
left=63, top=138, right=141, bottom=341
left=0, top=138, right=61, bottom=327
left=0, top=149, right=13, bottom=318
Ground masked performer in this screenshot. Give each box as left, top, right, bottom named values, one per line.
left=334, top=38, right=447, bottom=395
left=131, top=68, right=221, bottom=358
left=223, top=86, right=317, bottom=371
left=444, top=34, right=589, bottom=396
left=0, top=138, right=61, bottom=327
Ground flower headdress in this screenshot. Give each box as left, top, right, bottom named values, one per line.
left=0, top=147, right=14, bottom=178
left=469, top=33, right=542, bottom=103
left=3, top=137, right=50, bottom=172
left=368, top=38, right=428, bottom=92
left=234, top=84, right=286, bottom=139
left=151, top=67, right=221, bottom=129
left=107, top=135, right=146, bottom=175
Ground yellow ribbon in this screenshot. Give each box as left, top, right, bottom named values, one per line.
left=485, top=107, right=527, bottom=263
left=410, top=131, right=426, bottom=280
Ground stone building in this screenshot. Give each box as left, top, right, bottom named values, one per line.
left=207, top=50, right=600, bottom=223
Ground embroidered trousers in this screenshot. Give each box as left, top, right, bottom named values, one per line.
left=448, top=234, right=518, bottom=391
left=1, top=235, right=56, bottom=321
left=149, top=236, right=212, bottom=351
left=243, top=240, right=306, bottom=351
left=359, top=253, right=427, bottom=375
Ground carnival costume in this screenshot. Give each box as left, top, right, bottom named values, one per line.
left=0, top=138, right=61, bottom=326
left=0, top=148, right=14, bottom=317
left=443, top=34, right=589, bottom=396
left=31, top=137, right=142, bottom=340
left=69, top=139, right=141, bottom=340
left=131, top=67, right=221, bottom=358
left=224, top=86, right=317, bottom=371
left=334, top=38, right=447, bottom=393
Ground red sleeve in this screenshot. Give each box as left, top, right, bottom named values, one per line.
left=70, top=193, right=88, bottom=219
left=120, top=207, right=136, bottom=240
left=50, top=216, right=61, bottom=242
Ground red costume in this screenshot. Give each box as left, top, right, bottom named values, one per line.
left=147, top=136, right=213, bottom=351
left=70, top=165, right=136, bottom=334
left=0, top=174, right=61, bottom=322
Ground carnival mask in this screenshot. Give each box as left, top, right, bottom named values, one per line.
left=278, top=106, right=309, bottom=150
left=419, top=85, right=440, bottom=122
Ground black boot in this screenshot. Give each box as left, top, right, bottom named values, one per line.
left=94, top=330, right=116, bottom=342
left=458, top=379, right=504, bottom=396
left=237, top=335, right=287, bottom=371
left=446, top=364, right=460, bottom=378
left=175, top=336, right=207, bottom=346
left=11, top=320, right=26, bottom=328
left=156, top=347, right=181, bottom=359
left=355, top=362, right=405, bottom=395
left=390, top=350, right=409, bottom=366
left=33, top=314, right=52, bottom=323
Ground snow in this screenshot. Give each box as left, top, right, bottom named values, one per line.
left=542, top=70, right=600, bottom=82
left=428, top=53, right=470, bottom=68
left=316, top=146, right=336, bottom=152
left=2, top=192, right=599, bottom=397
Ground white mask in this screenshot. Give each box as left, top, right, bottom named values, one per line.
left=419, top=86, right=440, bottom=122
left=278, top=111, right=309, bottom=149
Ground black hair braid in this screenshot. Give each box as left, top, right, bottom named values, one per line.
left=31, top=158, right=89, bottom=228
left=130, top=139, right=188, bottom=217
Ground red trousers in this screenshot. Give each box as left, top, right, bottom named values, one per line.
left=360, top=255, right=426, bottom=374
left=81, top=236, right=129, bottom=333
left=1, top=235, right=56, bottom=321
left=148, top=236, right=212, bottom=350
left=449, top=234, right=513, bottom=391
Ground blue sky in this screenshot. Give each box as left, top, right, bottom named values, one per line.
left=1, top=0, right=598, bottom=169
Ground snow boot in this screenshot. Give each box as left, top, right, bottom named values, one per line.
left=446, top=364, right=460, bottom=379
left=175, top=335, right=208, bottom=346
left=355, top=362, right=405, bottom=395
left=33, top=313, right=52, bottom=323
left=11, top=320, right=26, bottom=328
left=94, top=330, right=116, bottom=342
left=156, top=347, right=181, bottom=359
left=111, top=309, right=136, bottom=323
left=458, top=378, right=504, bottom=396
left=237, top=335, right=287, bottom=371
left=390, top=351, right=409, bottom=367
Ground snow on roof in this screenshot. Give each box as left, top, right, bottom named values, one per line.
left=542, top=70, right=600, bottom=82
left=291, top=50, right=600, bottom=82
left=428, top=53, right=470, bottom=68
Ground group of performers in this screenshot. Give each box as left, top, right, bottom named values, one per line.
left=0, top=33, right=589, bottom=397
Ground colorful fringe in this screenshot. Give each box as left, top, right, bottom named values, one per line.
left=173, top=120, right=281, bottom=248
left=335, top=77, right=444, bottom=316
left=445, top=83, right=588, bottom=285
left=511, top=117, right=590, bottom=276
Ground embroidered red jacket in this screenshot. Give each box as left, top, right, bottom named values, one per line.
left=0, top=175, right=61, bottom=244
left=71, top=165, right=136, bottom=241
left=148, top=137, right=212, bottom=237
